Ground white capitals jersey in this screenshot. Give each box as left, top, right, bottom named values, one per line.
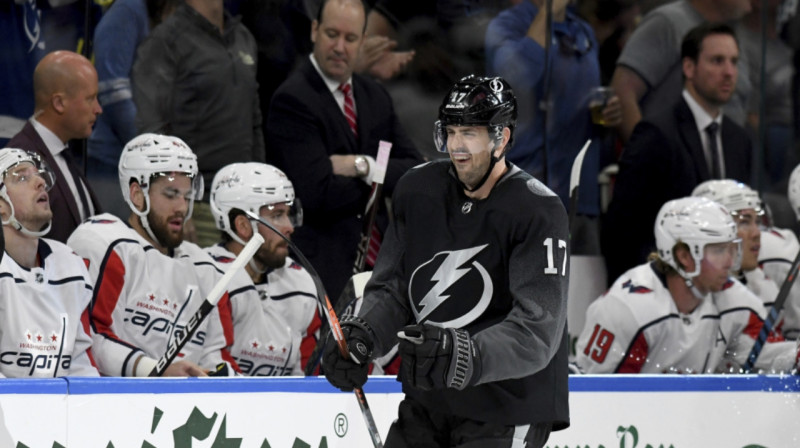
left=575, top=262, right=800, bottom=374
left=0, top=239, right=98, bottom=377
left=67, top=214, right=237, bottom=376
left=205, top=244, right=306, bottom=376
left=740, top=267, right=779, bottom=307
left=759, top=227, right=800, bottom=338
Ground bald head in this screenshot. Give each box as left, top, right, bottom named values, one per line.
left=32, top=51, right=101, bottom=141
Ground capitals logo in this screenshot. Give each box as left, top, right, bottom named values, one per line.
left=408, top=245, right=493, bottom=328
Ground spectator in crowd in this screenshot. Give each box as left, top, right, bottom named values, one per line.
left=486, top=0, right=623, bottom=254
left=0, top=147, right=99, bottom=378
left=602, top=23, right=753, bottom=283
left=8, top=50, right=102, bottom=243
left=740, top=0, right=796, bottom=192
left=67, top=134, right=239, bottom=377
left=267, top=0, right=423, bottom=301
left=207, top=162, right=321, bottom=374
left=132, top=0, right=265, bottom=247
left=87, top=0, right=179, bottom=219
left=576, top=197, right=800, bottom=374
left=577, top=0, right=640, bottom=85
left=611, top=0, right=752, bottom=143
left=691, top=180, right=778, bottom=303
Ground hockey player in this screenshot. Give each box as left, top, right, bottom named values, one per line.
left=67, top=134, right=240, bottom=377
left=575, top=196, right=800, bottom=374
left=757, top=165, right=800, bottom=339
left=321, top=75, right=570, bottom=447
left=207, top=162, right=320, bottom=375
left=691, top=180, right=779, bottom=305
left=0, top=147, right=98, bottom=377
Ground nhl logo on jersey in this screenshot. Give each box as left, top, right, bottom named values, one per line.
left=408, top=245, right=493, bottom=328
left=461, top=201, right=473, bottom=214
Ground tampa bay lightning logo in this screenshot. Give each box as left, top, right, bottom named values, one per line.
left=489, top=78, right=503, bottom=93
left=408, top=245, right=493, bottom=327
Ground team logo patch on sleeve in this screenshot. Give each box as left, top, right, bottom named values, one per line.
left=621, top=279, right=653, bottom=294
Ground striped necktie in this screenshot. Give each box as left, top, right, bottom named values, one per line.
left=339, top=83, right=358, bottom=138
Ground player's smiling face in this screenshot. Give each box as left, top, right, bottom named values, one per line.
left=446, top=125, right=495, bottom=190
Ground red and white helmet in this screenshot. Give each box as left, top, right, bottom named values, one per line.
left=209, top=162, right=301, bottom=246
left=789, top=164, right=800, bottom=221
left=0, top=147, right=56, bottom=237
left=655, top=196, right=739, bottom=278
left=118, top=133, right=202, bottom=243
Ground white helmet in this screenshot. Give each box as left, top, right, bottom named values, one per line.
left=691, top=179, right=762, bottom=216
left=789, top=164, right=800, bottom=221
left=118, top=133, right=203, bottom=243
left=209, top=162, right=302, bottom=246
left=0, top=147, right=56, bottom=237
left=655, top=196, right=739, bottom=279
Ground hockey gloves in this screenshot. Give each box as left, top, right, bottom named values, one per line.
left=321, top=316, right=375, bottom=392
left=397, top=323, right=481, bottom=391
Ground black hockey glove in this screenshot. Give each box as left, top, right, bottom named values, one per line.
left=321, top=316, right=375, bottom=392
left=397, top=324, right=481, bottom=391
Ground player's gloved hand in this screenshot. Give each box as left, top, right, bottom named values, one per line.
left=397, top=323, right=481, bottom=391
left=321, top=316, right=376, bottom=391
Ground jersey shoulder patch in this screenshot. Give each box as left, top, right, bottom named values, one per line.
left=621, top=279, right=653, bottom=294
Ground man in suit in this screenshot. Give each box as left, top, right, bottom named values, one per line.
left=267, top=0, right=423, bottom=301
left=7, top=50, right=102, bottom=243
left=602, top=23, right=753, bottom=284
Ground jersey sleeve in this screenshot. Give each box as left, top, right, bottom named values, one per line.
left=69, top=267, right=100, bottom=377
left=471, top=194, right=570, bottom=383
left=359, top=191, right=417, bottom=356
left=719, top=287, right=800, bottom=372
left=575, top=291, right=647, bottom=373
left=68, top=230, right=151, bottom=376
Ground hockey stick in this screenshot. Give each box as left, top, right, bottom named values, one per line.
left=568, top=140, right=592, bottom=234
left=304, top=142, right=394, bottom=374
left=148, top=233, right=264, bottom=377
left=244, top=210, right=384, bottom=448
left=742, top=246, right=800, bottom=373
left=353, top=141, right=392, bottom=274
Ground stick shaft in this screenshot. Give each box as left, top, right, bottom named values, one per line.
left=148, top=234, right=264, bottom=376
left=742, top=246, right=800, bottom=372
left=247, top=212, right=384, bottom=448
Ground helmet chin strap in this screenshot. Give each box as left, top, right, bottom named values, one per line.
left=0, top=194, right=51, bottom=238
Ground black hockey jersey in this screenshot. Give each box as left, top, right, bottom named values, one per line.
left=360, top=160, right=570, bottom=429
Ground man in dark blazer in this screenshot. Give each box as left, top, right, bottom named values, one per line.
left=7, top=51, right=102, bottom=243
left=602, top=23, right=753, bottom=284
left=267, top=0, right=423, bottom=301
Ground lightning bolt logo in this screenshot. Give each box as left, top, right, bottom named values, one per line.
left=414, top=245, right=488, bottom=321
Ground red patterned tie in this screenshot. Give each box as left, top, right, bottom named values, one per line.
left=339, top=83, right=358, bottom=137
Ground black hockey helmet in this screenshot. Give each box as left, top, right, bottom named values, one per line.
left=434, top=75, right=517, bottom=153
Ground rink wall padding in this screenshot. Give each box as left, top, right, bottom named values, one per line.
left=0, top=375, right=797, bottom=447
